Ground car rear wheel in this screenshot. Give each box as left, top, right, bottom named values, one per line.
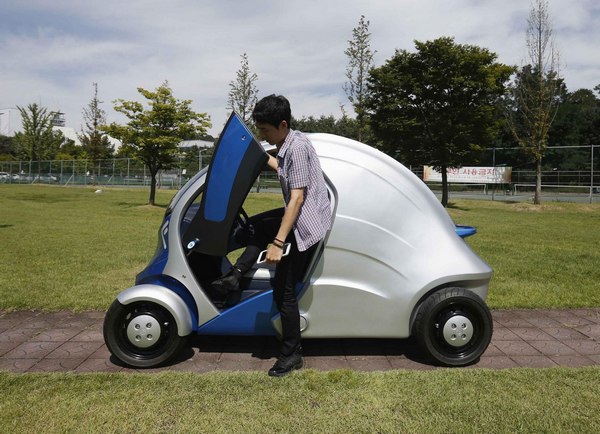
left=103, top=300, right=188, bottom=368
left=413, top=287, right=493, bottom=367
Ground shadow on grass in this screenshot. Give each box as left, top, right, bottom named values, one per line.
left=11, top=193, right=72, bottom=204
left=496, top=200, right=522, bottom=205
left=117, top=202, right=168, bottom=209
left=446, top=202, right=471, bottom=211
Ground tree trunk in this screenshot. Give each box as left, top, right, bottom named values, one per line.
left=149, top=170, right=157, bottom=206
left=357, top=113, right=363, bottom=143
left=534, top=157, right=542, bottom=205
left=441, top=165, right=449, bottom=207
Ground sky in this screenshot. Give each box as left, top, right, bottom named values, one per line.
left=1, top=0, right=599, bottom=137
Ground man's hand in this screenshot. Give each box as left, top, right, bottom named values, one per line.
left=266, top=243, right=284, bottom=263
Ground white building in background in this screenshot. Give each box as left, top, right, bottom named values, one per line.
left=0, top=108, right=22, bottom=136
left=1, top=108, right=68, bottom=135
left=178, top=139, right=214, bottom=150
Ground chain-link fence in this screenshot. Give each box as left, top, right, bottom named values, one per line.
left=396, top=145, right=599, bottom=202
left=0, top=158, right=191, bottom=189
left=0, top=158, right=282, bottom=191
left=1, top=146, right=598, bottom=202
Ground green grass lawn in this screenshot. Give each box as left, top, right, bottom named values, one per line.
left=1, top=184, right=599, bottom=310
left=1, top=185, right=600, bottom=433
left=447, top=200, right=600, bottom=308
left=0, top=185, right=279, bottom=310
left=1, top=368, right=599, bottom=433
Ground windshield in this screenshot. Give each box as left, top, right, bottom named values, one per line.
left=166, top=166, right=208, bottom=214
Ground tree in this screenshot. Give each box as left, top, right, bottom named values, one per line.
left=293, top=110, right=359, bottom=140
left=79, top=83, right=114, bottom=183
left=13, top=103, right=63, bottom=173
left=103, top=82, right=211, bottom=205
left=542, top=87, right=600, bottom=172
left=508, top=0, right=561, bottom=204
left=367, top=37, right=514, bottom=207
left=344, top=15, right=376, bottom=142
left=57, top=139, right=85, bottom=160
left=227, top=53, right=258, bottom=125
left=550, top=88, right=599, bottom=147
left=0, top=135, right=13, bottom=159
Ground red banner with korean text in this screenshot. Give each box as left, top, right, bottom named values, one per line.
left=423, top=166, right=512, bottom=184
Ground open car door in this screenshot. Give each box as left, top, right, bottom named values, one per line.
left=183, top=112, right=268, bottom=256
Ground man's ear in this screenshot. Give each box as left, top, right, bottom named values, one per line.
left=279, top=120, right=288, bottom=130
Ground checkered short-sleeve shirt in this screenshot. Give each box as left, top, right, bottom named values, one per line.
left=277, top=130, right=332, bottom=251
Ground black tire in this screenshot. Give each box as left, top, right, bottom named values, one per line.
left=103, top=300, right=188, bottom=368
left=413, top=287, right=493, bottom=367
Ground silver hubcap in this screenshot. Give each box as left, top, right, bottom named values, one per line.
left=126, top=314, right=162, bottom=348
left=442, top=315, right=474, bottom=347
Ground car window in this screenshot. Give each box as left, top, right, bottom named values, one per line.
left=180, top=189, right=204, bottom=237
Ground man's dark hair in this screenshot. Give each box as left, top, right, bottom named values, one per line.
left=252, top=94, right=291, bottom=128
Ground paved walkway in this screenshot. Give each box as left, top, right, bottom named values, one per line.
left=1, top=309, right=599, bottom=373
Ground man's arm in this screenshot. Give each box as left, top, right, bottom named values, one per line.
left=266, top=187, right=304, bottom=263
left=266, top=154, right=278, bottom=171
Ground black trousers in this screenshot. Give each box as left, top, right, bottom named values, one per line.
left=234, top=208, right=318, bottom=356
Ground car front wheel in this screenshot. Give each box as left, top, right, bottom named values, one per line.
left=103, top=300, right=188, bottom=368
left=413, top=287, right=493, bottom=367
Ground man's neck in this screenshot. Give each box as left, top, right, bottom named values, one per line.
left=275, top=129, right=291, bottom=149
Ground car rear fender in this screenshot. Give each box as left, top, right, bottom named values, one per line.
left=408, top=278, right=491, bottom=332
left=116, top=284, right=193, bottom=337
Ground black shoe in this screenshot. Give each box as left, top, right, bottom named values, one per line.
left=212, top=269, right=241, bottom=295
left=268, top=350, right=303, bottom=377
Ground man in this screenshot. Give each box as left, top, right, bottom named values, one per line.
left=212, top=94, right=331, bottom=376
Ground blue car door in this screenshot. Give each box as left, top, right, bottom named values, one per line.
left=183, top=112, right=268, bottom=256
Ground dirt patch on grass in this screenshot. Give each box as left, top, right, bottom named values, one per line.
left=508, top=203, right=566, bottom=212
left=508, top=202, right=600, bottom=213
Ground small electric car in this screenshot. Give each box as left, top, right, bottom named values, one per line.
left=103, top=112, right=494, bottom=368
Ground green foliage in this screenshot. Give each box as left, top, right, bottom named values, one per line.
left=13, top=103, right=64, bottom=162
left=1, top=368, right=600, bottom=433
left=79, top=83, right=114, bottom=163
left=0, top=135, right=14, bottom=160
left=507, top=0, right=562, bottom=205
left=550, top=88, right=600, bottom=151
left=367, top=37, right=514, bottom=206
left=344, top=15, right=376, bottom=142
left=508, top=65, right=564, bottom=161
left=292, top=112, right=361, bottom=141
left=56, top=138, right=86, bottom=160
left=103, top=82, right=211, bottom=204
left=227, top=53, right=259, bottom=125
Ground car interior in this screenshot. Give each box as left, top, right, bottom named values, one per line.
left=180, top=183, right=329, bottom=311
